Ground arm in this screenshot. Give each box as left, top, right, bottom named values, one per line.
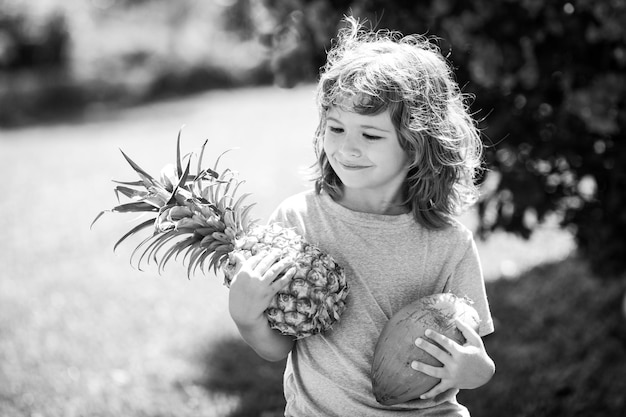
left=410, top=318, right=495, bottom=399
left=228, top=249, right=296, bottom=361
left=234, top=316, right=295, bottom=362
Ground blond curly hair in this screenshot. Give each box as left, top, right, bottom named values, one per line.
left=313, top=17, right=483, bottom=229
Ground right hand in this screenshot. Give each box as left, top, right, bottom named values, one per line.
left=228, top=249, right=295, bottom=328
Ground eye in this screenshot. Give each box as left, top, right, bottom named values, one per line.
left=363, top=133, right=382, bottom=140
left=328, top=126, right=344, bottom=134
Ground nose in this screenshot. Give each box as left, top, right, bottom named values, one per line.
left=337, top=131, right=361, bottom=158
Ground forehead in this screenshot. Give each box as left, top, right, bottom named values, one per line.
left=326, top=102, right=395, bottom=130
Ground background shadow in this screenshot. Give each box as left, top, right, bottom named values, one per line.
left=196, top=337, right=287, bottom=417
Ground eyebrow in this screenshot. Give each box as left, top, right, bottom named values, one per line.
left=326, top=117, right=392, bottom=133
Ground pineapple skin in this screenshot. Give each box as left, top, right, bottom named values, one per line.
left=223, top=224, right=349, bottom=339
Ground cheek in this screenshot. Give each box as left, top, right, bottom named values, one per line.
left=401, top=151, right=411, bottom=169
left=322, top=133, right=335, bottom=155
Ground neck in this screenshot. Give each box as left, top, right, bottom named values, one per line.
left=338, top=189, right=408, bottom=215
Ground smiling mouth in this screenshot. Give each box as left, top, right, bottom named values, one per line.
left=338, top=161, right=370, bottom=170
left=332, top=157, right=370, bottom=171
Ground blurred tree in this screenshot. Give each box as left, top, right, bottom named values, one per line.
left=0, top=2, right=79, bottom=125
left=235, top=0, right=626, bottom=277
left=0, top=5, right=69, bottom=71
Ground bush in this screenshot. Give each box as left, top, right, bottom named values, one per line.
left=243, top=0, right=626, bottom=277
left=0, top=2, right=69, bottom=71
left=0, top=0, right=270, bottom=126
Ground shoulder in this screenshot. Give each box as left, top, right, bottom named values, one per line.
left=424, top=217, right=476, bottom=257
left=446, top=217, right=475, bottom=242
left=428, top=216, right=474, bottom=242
left=273, top=189, right=319, bottom=215
left=269, top=189, right=322, bottom=231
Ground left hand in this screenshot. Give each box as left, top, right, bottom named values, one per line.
left=410, top=318, right=495, bottom=400
left=228, top=249, right=296, bottom=329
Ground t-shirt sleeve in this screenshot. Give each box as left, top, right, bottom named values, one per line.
left=268, top=195, right=307, bottom=236
left=268, top=204, right=286, bottom=224
left=446, top=236, right=495, bottom=337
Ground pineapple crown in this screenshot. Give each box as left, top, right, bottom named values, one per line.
left=92, top=129, right=258, bottom=276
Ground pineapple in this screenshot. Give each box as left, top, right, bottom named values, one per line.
left=92, top=131, right=348, bottom=339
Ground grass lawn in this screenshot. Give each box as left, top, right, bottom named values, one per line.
left=459, top=258, right=626, bottom=416
left=1, top=85, right=622, bottom=417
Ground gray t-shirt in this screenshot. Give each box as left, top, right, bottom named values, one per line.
left=269, top=190, right=494, bottom=417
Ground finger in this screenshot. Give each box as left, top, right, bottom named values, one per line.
left=271, top=267, right=296, bottom=291
left=455, top=318, right=482, bottom=346
left=415, top=337, right=451, bottom=364
left=424, top=329, right=459, bottom=354
left=410, top=360, right=445, bottom=379
left=229, top=253, right=246, bottom=274
left=419, top=380, right=451, bottom=400
left=244, top=250, right=269, bottom=270
left=264, top=258, right=294, bottom=281
left=254, top=250, right=282, bottom=274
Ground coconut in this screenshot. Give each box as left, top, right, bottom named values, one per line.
left=371, top=293, right=480, bottom=406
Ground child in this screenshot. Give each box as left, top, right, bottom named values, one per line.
left=228, top=17, right=495, bottom=416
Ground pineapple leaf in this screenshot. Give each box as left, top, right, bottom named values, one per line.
left=176, top=127, right=184, bottom=178
left=150, top=232, right=181, bottom=266
left=197, top=139, right=209, bottom=178
left=232, top=192, right=251, bottom=212
left=112, top=179, right=145, bottom=187
left=120, top=149, right=157, bottom=187
left=161, top=236, right=196, bottom=269
left=130, top=233, right=158, bottom=271
left=213, top=148, right=236, bottom=172
left=167, top=158, right=191, bottom=206
left=230, top=177, right=245, bottom=200
left=181, top=240, right=199, bottom=265
left=131, top=232, right=163, bottom=269
left=210, top=247, right=230, bottom=274
left=131, top=230, right=166, bottom=271
left=240, top=203, right=257, bottom=230
left=178, top=157, right=192, bottom=188
left=187, top=247, right=205, bottom=277
left=211, top=175, right=227, bottom=206
left=219, top=172, right=235, bottom=199
left=198, top=249, right=214, bottom=274
left=198, top=168, right=219, bottom=180
left=113, top=218, right=157, bottom=252
left=90, top=211, right=107, bottom=229
left=111, top=201, right=159, bottom=213
left=208, top=250, right=224, bottom=274
left=114, top=185, right=148, bottom=201
left=217, top=194, right=230, bottom=213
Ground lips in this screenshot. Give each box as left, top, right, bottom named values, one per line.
left=335, top=159, right=371, bottom=170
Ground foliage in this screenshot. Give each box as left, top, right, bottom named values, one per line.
left=0, top=1, right=68, bottom=71
left=0, top=0, right=270, bottom=126
left=244, top=0, right=626, bottom=277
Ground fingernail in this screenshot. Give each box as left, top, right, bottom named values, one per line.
left=425, top=329, right=432, bottom=337
left=415, top=338, right=422, bottom=346
left=410, top=361, right=418, bottom=370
